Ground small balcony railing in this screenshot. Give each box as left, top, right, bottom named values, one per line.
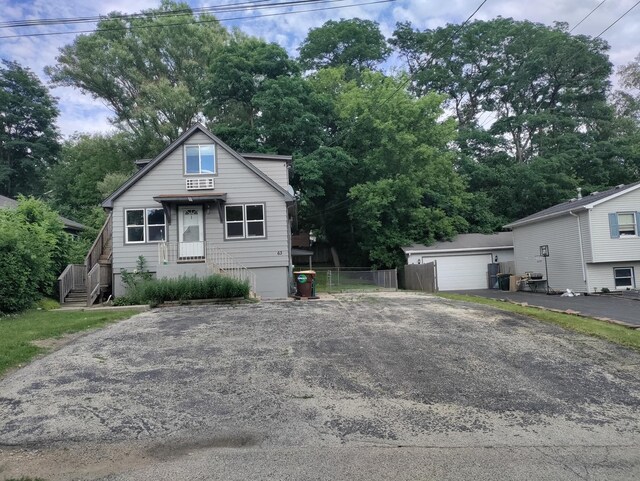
left=158, top=241, right=257, bottom=293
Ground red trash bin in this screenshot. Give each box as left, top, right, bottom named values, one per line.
left=294, top=270, right=318, bottom=299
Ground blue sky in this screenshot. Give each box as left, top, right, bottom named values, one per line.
left=1, top=0, right=639, bottom=137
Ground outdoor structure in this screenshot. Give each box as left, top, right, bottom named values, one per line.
left=58, top=123, right=295, bottom=305
left=0, top=194, right=84, bottom=236
left=504, top=182, right=640, bottom=293
left=402, top=233, right=514, bottom=291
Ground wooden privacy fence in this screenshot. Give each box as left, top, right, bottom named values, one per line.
left=402, top=262, right=437, bottom=293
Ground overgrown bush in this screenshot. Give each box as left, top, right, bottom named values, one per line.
left=114, top=275, right=250, bottom=306
left=0, top=197, right=71, bottom=313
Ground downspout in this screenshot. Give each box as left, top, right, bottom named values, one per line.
left=569, top=211, right=588, bottom=291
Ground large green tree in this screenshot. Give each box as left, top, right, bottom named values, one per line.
left=46, top=0, right=230, bottom=143
left=298, top=18, right=391, bottom=76
left=47, top=132, right=139, bottom=222
left=391, top=18, right=619, bottom=223
left=0, top=60, right=60, bottom=198
left=296, top=70, right=471, bottom=267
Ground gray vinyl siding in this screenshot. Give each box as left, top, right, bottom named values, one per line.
left=512, top=215, right=587, bottom=292
left=111, top=130, right=290, bottom=292
left=580, top=211, right=593, bottom=263
left=589, top=188, right=640, bottom=263
left=246, top=159, right=289, bottom=189
left=587, top=262, right=640, bottom=292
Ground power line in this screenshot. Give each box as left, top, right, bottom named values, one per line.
left=569, top=0, right=607, bottom=33
left=0, top=0, right=277, bottom=28
left=0, top=0, right=396, bottom=39
left=595, top=0, right=640, bottom=38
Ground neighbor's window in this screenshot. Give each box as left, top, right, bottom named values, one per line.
left=185, top=144, right=215, bottom=175
left=618, top=213, right=636, bottom=237
left=225, top=204, right=265, bottom=239
left=125, top=208, right=166, bottom=243
left=614, top=267, right=634, bottom=288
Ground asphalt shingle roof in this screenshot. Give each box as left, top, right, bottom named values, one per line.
left=402, top=232, right=513, bottom=253
left=504, top=182, right=640, bottom=229
left=0, top=194, right=84, bottom=231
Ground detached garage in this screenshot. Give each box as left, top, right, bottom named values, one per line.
left=402, top=233, right=514, bottom=291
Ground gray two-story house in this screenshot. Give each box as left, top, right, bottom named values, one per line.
left=59, top=123, right=295, bottom=304
left=505, top=182, right=640, bottom=293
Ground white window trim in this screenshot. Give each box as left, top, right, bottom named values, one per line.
left=184, top=144, right=216, bottom=176
left=614, top=267, right=635, bottom=289
left=617, top=212, right=637, bottom=238
left=224, top=204, right=266, bottom=240
left=146, top=208, right=167, bottom=244
left=125, top=208, right=166, bottom=244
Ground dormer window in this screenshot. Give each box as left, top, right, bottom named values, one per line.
left=185, top=144, right=215, bottom=175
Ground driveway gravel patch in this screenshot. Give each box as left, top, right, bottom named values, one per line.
left=1, top=292, right=639, bottom=480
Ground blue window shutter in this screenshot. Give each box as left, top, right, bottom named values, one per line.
left=636, top=212, right=640, bottom=235
left=609, top=213, right=619, bottom=239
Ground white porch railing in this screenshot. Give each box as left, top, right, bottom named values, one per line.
left=158, top=241, right=257, bottom=293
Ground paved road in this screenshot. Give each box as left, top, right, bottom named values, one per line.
left=1, top=292, right=639, bottom=480
left=453, top=289, right=640, bottom=326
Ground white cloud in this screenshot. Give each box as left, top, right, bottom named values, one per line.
left=1, top=0, right=639, bottom=137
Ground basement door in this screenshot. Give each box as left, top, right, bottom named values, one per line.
left=422, top=254, right=493, bottom=291
left=178, top=205, right=204, bottom=259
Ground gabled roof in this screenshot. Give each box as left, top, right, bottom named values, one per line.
left=0, top=194, right=85, bottom=231
left=402, top=232, right=513, bottom=254
left=504, top=181, right=640, bottom=229
left=102, top=124, right=294, bottom=208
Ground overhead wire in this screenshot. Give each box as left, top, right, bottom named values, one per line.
left=0, top=0, right=396, bottom=39
left=594, top=0, right=640, bottom=38
left=569, top=0, right=607, bottom=33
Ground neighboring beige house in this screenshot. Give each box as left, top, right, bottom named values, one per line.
left=58, top=123, right=295, bottom=305
left=504, top=182, right=640, bottom=293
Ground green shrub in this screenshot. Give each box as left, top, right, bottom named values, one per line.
left=116, top=275, right=250, bottom=305
left=0, top=197, right=76, bottom=314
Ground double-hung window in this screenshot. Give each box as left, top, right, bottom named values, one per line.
left=614, top=267, right=635, bottom=288
left=125, top=208, right=166, bottom=243
left=610, top=212, right=638, bottom=238
left=185, top=145, right=215, bottom=175
left=225, top=204, right=265, bottom=239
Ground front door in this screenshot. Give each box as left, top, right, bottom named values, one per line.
left=179, top=205, right=204, bottom=259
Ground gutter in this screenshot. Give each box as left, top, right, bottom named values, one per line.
left=569, top=210, right=589, bottom=290
left=403, top=246, right=514, bottom=255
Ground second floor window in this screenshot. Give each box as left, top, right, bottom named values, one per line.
left=185, top=145, right=215, bottom=175
left=617, top=213, right=636, bottom=237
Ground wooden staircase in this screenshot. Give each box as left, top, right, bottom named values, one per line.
left=58, top=214, right=113, bottom=307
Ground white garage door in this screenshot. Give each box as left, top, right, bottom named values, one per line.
left=422, top=254, right=493, bottom=291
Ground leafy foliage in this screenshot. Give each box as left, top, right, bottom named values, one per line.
left=120, top=256, right=153, bottom=291
left=0, top=197, right=71, bottom=313
left=47, top=132, right=138, bottom=222
left=46, top=0, right=230, bottom=143
left=298, top=18, right=391, bottom=76
left=0, top=60, right=60, bottom=197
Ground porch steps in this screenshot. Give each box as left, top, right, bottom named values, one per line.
left=63, top=288, right=87, bottom=307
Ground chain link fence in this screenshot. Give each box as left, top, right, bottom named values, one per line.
left=312, top=267, right=398, bottom=293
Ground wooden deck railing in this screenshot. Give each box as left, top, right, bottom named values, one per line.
left=87, top=263, right=101, bottom=306
left=57, top=264, right=86, bottom=304
left=85, top=213, right=112, bottom=274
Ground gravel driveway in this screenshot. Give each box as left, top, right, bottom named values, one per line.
left=1, top=292, right=640, bottom=480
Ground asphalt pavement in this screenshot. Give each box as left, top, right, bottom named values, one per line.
left=1, top=292, right=639, bottom=480
left=453, top=289, right=640, bottom=326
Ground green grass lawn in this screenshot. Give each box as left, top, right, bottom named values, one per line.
left=0, top=308, right=140, bottom=377
left=438, top=293, right=640, bottom=351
